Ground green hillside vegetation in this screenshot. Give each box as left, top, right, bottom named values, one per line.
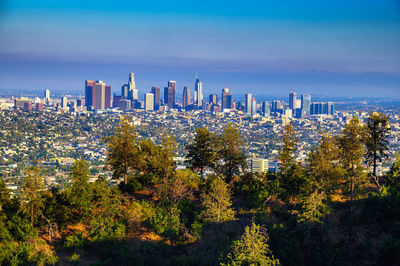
left=1, top=113, right=400, bottom=265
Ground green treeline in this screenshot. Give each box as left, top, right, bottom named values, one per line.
left=1, top=112, right=400, bottom=265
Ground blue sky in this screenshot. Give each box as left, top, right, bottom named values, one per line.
left=0, top=0, right=399, bottom=97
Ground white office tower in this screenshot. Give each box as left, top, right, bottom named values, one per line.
left=245, top=93, right=252, bottom=114
left=145, top=93, right=154, bottom=111
left=44, top=89, right=50, bottom=104
left=251, top=98, right=257, bottom=115
left=61, top=96, right=68, bottom=110
left=251, top=158, right=269, bottom=173
left=129, top=73, right=139, bottom=100
left=194, top=75, right=203, bottom=107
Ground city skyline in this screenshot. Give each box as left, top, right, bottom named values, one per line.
left=0, top=0, right=399, bottom=97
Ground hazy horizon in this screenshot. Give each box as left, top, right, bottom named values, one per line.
left=0, top=0, right=399, bottom=97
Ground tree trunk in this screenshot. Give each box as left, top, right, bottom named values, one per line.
left=348, top=177, right=355, bottom=261
left=373, top=151, right=381, bottom=198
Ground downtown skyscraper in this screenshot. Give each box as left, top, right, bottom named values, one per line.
left=85, top=80, right=111, bottom=110
left=151, top=87, right=161, bottom=110
left=289, top=91, right=297, bottom=110
left=182, top=86, right=191, bottom=109
left=301, top=93, right=311, bottom=117
left=245, top=93, right=252, bottom=114
left=221, top=88, right=233, bottom=110
left=164, top=81, right=176, bottom=109
left=194, top=75, right=203, bottom=107
left=128, top=73, right=138, bottom=100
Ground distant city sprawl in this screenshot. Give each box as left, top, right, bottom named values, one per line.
left=1, top=73, right=400, bottom=192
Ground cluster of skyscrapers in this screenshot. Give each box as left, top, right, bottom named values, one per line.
left=84, top=80, right=111, bottom=111
left=81, top=73, right=335, bottom=117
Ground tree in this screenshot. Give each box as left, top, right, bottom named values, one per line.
left=186, top=127, right=217, bottom=176
left=218, top=124, right=247, bottom=183
left=336, top=116, right=367, bottom=256
left=201, top=178, right=235, bottom=223
left=69, top=160, right=91, bottom=217
left=105, top=116, right=139, bottom=186
left=157, top=134, right=177, bottom=181
left=158, top=169, right=199, bottom=245
left=291, top=190, right=331, bottom=224
left=20, top=165, right=44, bottom=226
left=88, top=180, right=126, bottom=242
left=365, top=111, right=390, bottom=196
left=278, top=123, right=298, bottom=175
left=308, top=133, right=344, bottom=199
left=223, top=223, right=279, bottom=265
left=384, top=154, right=400, bottom=191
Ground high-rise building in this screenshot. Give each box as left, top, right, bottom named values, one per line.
left=94, top=81, right=106, bottom=110
left=194, top=76, right=203, bottom=106
left=182, top=86, right=191, bottom=109
left=209, top=94, right=217, bottom=105
left=105, top=85, right=111, bottom=109
left=121, top=84, right=129, bottom=98
left=14, top=98, right=31, bottom=109
left=168, top=81, right=176, bottom=90
left=251, top=158, right=269, bottom=173
left=251, top=97, right=257, bottom=115
left=262, top=101, right=270, bottom=117
left=221, top=88, right=233, bottom=110
left=310, top=102, right=335, bottom=115
left=129, top=73, right=138, bottom=100
left=119, top=99, right=131, bottom=110
left=301, top=94, right=311, bottom=117
left=164, top=82, right=176, bottom=109
left=145, top=93, right=154, bottom=111
left=85, top=80, right=96, bottom=109
left=24, top=102, right=32, bottom=111
left=289, top=92, right=297, bottom=110
left=85, top=80, right=110, bottom=110
left=113, top=94, right=123, bottom=108
left=44, top=89, right=50, bottom=104
left=61, top=96, right=68, bottom=110
left=245, top=93, right=252, bottom=114
left=151, top=87, right=160, bottom=110
left=272, top=100, right=283, bottom=111
left=35, top=102, right=44, bottom=111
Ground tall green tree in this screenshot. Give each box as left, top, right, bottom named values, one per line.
left=218, top=124, right=247, bottom=183
left=278, top=123, right=298, bottom=175
left=157, top=135, right=177, bottom=181
left=105, top=116, right=139, bottom=186
left=21, top=165, right=44, bottom=226
left=223, top=223, right=279, bottom=265
left=158, top=169, right=199, bottom=245
left=308, top=133, right=344, bottom=199
left=365, top=111, right=390, bottom=195
left=336, top=116, right=367, bottom=256
left=200, top=178, right=235, bottom=223
left=186, top=127, right=217, bottom=176
left=69, top=160, right=91, bottom=217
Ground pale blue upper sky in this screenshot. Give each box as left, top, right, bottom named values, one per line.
left=0, top=0, right=399, bottom=96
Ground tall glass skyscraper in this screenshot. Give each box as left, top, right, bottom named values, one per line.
left=245, top=93, right=252, bottom=114
left=301, top=93, right=311, bottom=117
left=195, top=76, right=203, bottom=107
left=289, top=92, right=297, bottom=110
